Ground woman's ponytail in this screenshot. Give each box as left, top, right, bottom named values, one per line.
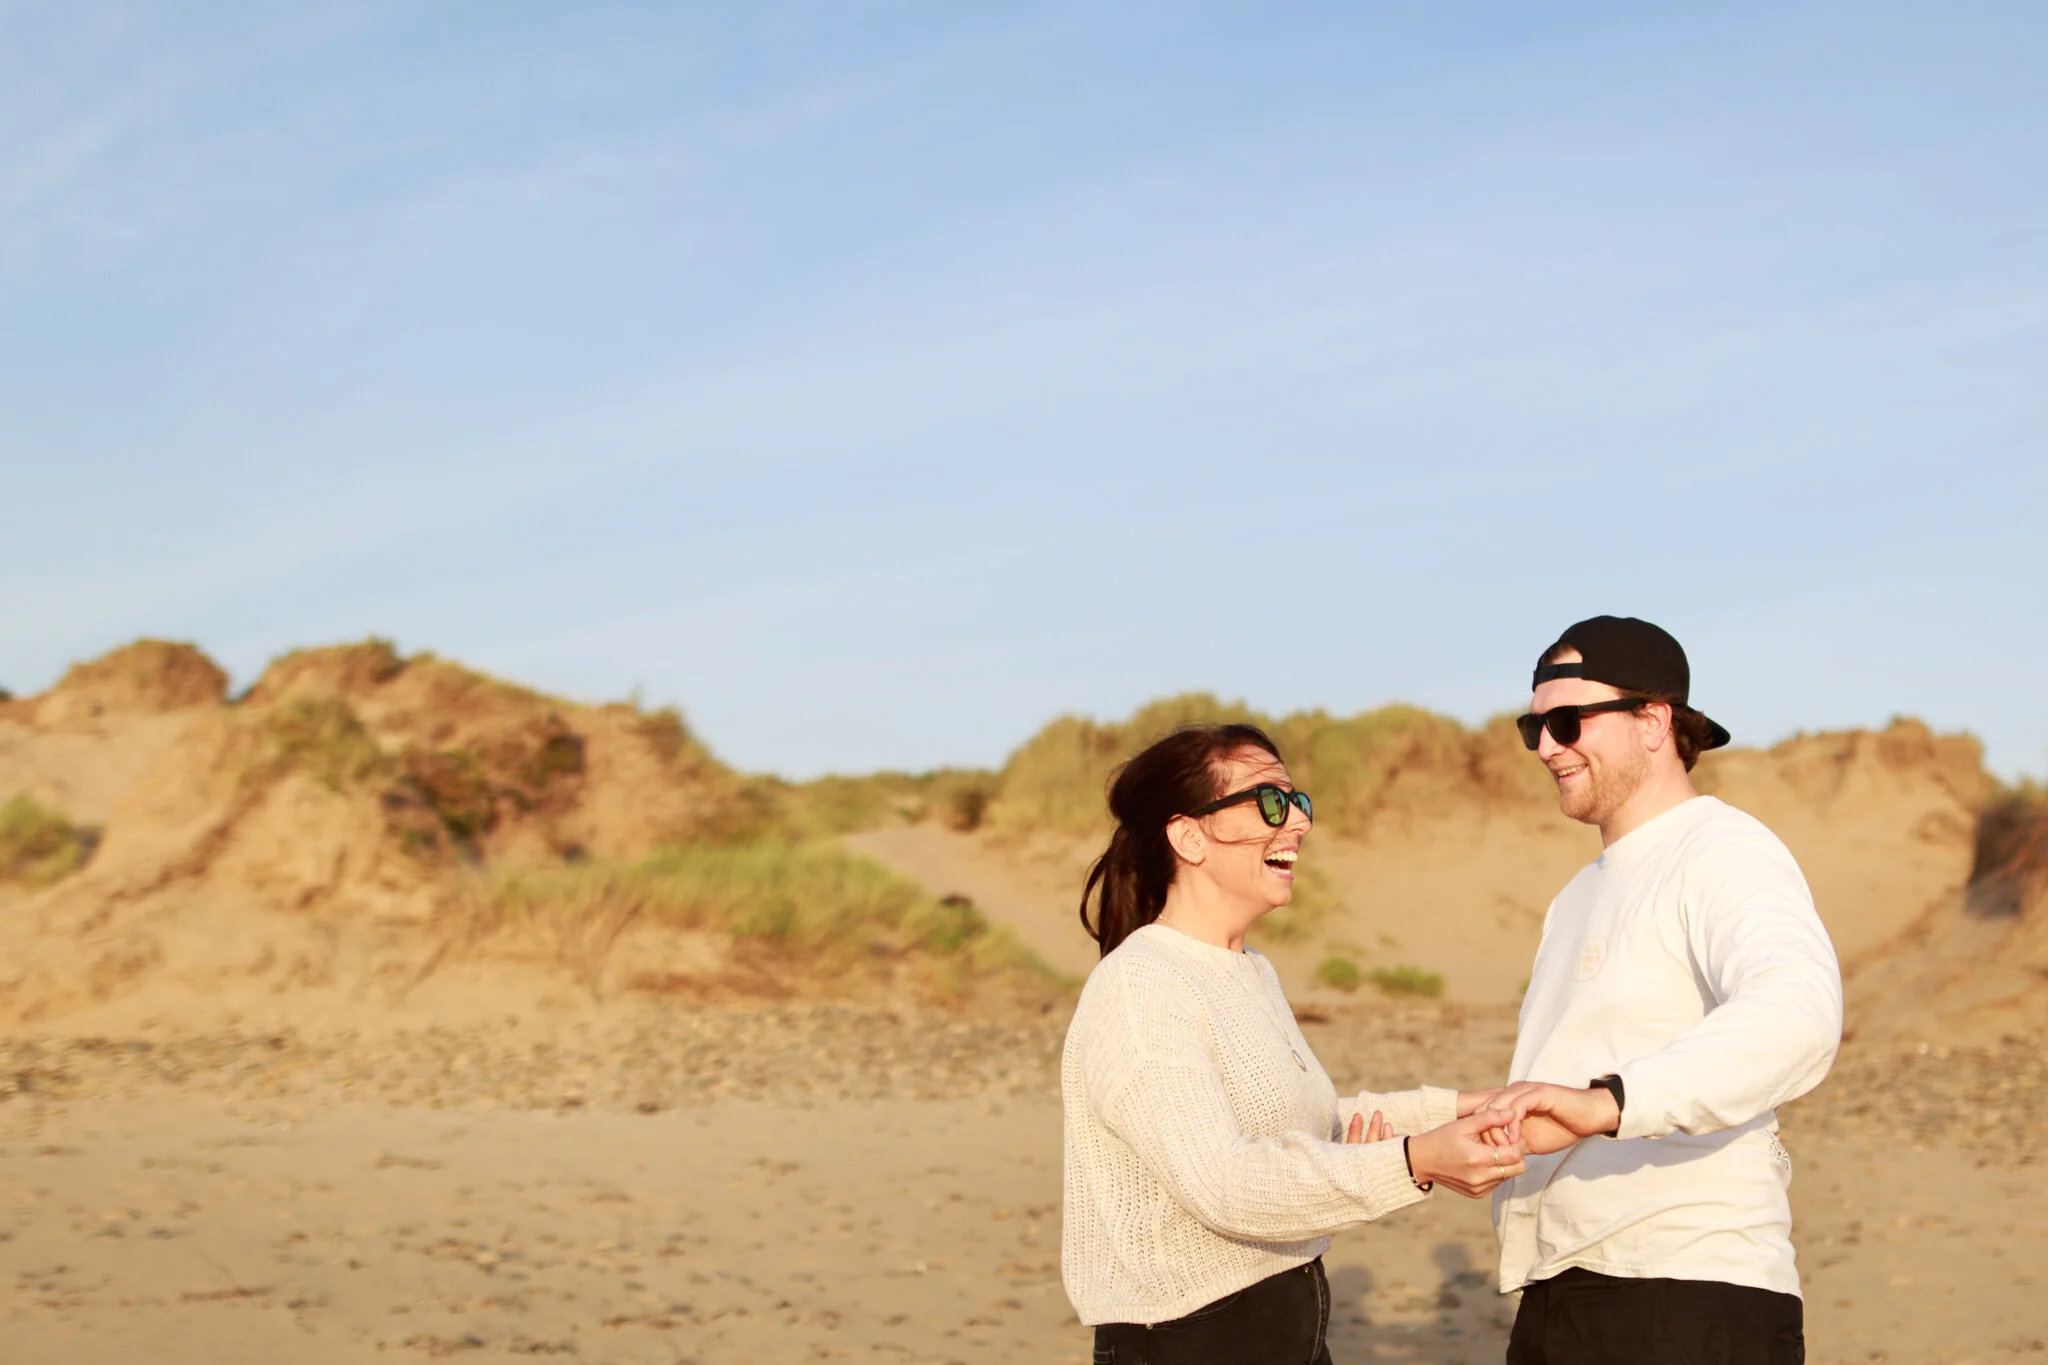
left=1078, top=722, right=1283, bottom=958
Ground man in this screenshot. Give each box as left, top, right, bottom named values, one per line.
left=1484, top=616, right=1843, bottom=1364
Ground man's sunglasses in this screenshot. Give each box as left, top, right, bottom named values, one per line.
left=1188, top=784, right=1313, bottom=827
left=1515, top=698, right=1645, bottom=751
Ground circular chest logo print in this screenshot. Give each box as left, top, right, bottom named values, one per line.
left=1573, top=937, right=1609, bottom=983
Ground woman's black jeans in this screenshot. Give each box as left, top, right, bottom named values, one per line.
left=1092, top=1259, right=1333, bottom=1365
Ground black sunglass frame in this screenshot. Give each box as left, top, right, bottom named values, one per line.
left=1187, top=784, right=1313, bottom=827
left=1515, top=698, right=1646, bottom=750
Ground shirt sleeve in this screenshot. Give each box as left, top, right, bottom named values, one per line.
left=1614, top=838, right=1844, bottom=1140
left=1337, top=1086, right=1460, bottom=1137
left=1087, top=978, right=1429, bottom=1242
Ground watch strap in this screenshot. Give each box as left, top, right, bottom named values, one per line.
left=1589, top=1073, right=1625, bottom=1136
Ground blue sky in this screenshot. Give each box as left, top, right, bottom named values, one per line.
left=3, top=3, right=2044, bottom=779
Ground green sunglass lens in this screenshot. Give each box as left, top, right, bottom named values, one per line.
left=1258, top=787, right=1287, bottom=825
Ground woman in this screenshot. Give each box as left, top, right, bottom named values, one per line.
left=1062, top=723, right=1524, bottom=1364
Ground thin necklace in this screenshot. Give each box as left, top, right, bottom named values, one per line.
left=1260, top=999, right=1310, bottom=1072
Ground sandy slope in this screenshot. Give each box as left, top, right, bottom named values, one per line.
left=845, top=827, right=1103, bottom=980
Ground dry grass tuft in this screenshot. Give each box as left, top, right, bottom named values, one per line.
left=1970, top=782, right=2048, bottom=919
left=0, top=795, right=100, bottom=886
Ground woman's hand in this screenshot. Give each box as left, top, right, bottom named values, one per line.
left=1344, top=1110, right=1393, bottom=1144
left=1407, top=1110, right=1528, bottom=1197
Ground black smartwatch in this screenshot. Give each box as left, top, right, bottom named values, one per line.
left=1589, top=1074, right=1625, bottom=1136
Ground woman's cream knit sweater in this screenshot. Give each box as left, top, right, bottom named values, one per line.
left=1061, top=923, right=1456, bottom=1326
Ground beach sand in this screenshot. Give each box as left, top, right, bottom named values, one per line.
left=4, top=1003, right=2041, bottom=1364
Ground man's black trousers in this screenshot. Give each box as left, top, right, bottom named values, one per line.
left=1507, top=1267, right=1804, bottom=1364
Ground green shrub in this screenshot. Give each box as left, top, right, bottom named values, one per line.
left=0, top=795, right=99, bottom=886
left=1367, top=964, right=1445, bottom=998
left=1315, top=955, right=1363, bottom=992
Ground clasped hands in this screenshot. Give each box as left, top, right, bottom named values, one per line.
left=1339, top=1081, right=1622, bottom=1199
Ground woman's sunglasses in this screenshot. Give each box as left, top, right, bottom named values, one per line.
left=1188, top=784, right=1313, bottom=827
left=1515, top=698, right=1645, bottom=750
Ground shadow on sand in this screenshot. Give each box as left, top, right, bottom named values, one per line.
left=1326, top=1242, right=1515, bottom=1363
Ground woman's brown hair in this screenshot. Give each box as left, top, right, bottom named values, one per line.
left=1078, top=722, right=1284, bottom=958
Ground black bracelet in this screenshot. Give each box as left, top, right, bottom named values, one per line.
left=1403, top=1136, right=1431, bottom=1191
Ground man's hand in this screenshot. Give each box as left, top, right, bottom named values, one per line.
left=1456, top=1089, right=1501, bottom=1118
left=1482, top=1081, right=1621, bottom=1156
left=1407, top=1110, right=1528, bottom=1198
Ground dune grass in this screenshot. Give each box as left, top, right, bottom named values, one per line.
left=1316, top=954, right=1444, bottom=998
left=438, top=839, right=1064, bottom=1001
left=1366, top=963, right=1445, bottom=998
left=1315, top=955, right=1364, bottom=992
left=0, top=795, right=100, bottom=886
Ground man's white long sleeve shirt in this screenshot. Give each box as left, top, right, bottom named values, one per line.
left=1492, top=796, right=1843, bottom=1297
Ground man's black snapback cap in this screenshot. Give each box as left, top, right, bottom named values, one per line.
left=1532, top=615, right=1731, bottom=751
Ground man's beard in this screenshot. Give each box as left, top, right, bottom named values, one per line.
left=1560, top=747, right=1649, bottom=826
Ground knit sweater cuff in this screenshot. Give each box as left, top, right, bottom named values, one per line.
left=1418, top=1086, right=1459, bottom=1130
left=1362, top=1138, right=1433, bottom=1214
